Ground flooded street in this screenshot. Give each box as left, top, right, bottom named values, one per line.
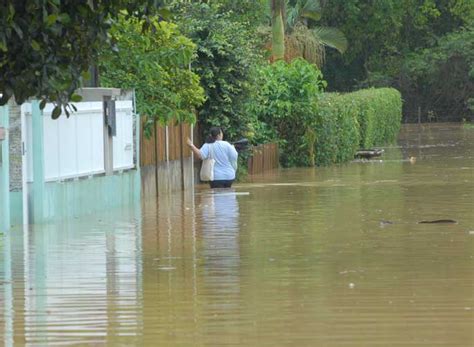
left=1, top=124, right=473, bottom=346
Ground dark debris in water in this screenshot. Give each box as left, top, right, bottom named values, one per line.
left=379, top=219, right=458, bottom=227
left=418, top=219, right=458, bottom=224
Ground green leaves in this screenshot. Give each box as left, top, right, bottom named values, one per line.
left=319, top=0, right=471, bottom=122
left=31, top=40, right=41, bottom=51
left=0, top=0, right=168, bottom=110
left=173, top=2, right=264, bottom=141
left=51, top=105, right=61, bottom=120
left=330, top=88, right=402, bottom=150
left=57, top=13, right=71, bottom=24
left=401, top=27, right=474, bottom=121
left=45, top=14, right=58, bottom=26
left=247, top=60, right=402, bottom=167
left=70, top=94, right=82, bottom=103
left=99, top=16, right=204, bottom=131
left=39, top=99, right=47, bottom=110
left=247, top=59, right=326, bottom=166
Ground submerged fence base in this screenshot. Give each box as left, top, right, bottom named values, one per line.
left=141, top=158, right=194, bottom=197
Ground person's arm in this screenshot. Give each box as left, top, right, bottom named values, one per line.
left=186, top=138, right=203, bottom=160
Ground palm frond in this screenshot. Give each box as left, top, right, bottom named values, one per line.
left=311, top=26, right=348, bottom=54
left=285, top=0, right=301, bottom=31
left=302, top=0, right=321, bottom=13
left=301, top=0, right=321, bottom=21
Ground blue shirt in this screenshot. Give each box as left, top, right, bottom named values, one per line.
left=200, top=141, right=238, bottom=180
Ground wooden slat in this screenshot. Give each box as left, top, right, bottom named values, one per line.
left=181, top=124, right=192, bottom=158
left=248, top=142, right=279, bottom=175
left=141, top=118, right=194, bottom=165
left=156, top=124, right=166, bottom=162
left=140, top=118, right=156, bottom=166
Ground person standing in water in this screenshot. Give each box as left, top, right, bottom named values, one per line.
left=187, top=127, right=238, bottom=188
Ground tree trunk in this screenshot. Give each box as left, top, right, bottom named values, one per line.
left=271, top=0, right=285, bottom=61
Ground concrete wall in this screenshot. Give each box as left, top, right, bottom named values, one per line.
left=30, top=169, right=140, bottom=223
left=25, top=97, right=141, bottom=224
left=2, top=91, right=142, bottom=229
left=0, top=105, right=10, bottom=230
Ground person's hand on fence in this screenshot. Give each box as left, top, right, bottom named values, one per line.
left=186, top=138, right=193, bottom=148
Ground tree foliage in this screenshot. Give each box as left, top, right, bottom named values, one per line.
left=99, top=16, right=205, bottom=134
left=173, top=2, right=265, bottom=141
left=402, top=27, right=474, bottom=121
left=320, top=0, right=472, bottom=121
left=0, top=0, right=166, bottom=116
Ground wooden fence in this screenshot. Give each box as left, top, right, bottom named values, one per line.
left=140, top=120, right=193, bottom=166
left=140, top=120, right=279, bottom=192
left=247, top=143, right=279, bottom=175
left=140, top=119, right=196, bottom=195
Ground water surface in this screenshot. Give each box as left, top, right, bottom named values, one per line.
left=1, top=124, right=473, bottom=346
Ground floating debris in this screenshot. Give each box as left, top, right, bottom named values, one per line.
left=418, top=219, right=457, bottom=224
left=355, top=149, right=384, bottom=159
left=380, top=220, right=394, bottom=227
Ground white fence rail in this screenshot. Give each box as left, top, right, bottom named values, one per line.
left=23, top=100, right=135, bottom=182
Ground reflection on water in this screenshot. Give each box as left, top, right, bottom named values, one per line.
left=1, top=124, right=473, bottom=346
left=200, top=190, right=240, bottom=294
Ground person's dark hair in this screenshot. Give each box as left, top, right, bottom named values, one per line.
left=205, top=127, right=223, bottom=143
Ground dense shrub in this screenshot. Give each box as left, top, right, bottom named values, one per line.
left=349, top=88, right=402, bottom=148
left=314, top=88, right=402, bottom=165
left=314, top=93, right=360, bottom=166
left=247, top=59, right=326, bottom=167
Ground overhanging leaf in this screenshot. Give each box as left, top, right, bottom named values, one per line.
left=39, top=99, right=47, bottom=110
left=51, top=105, right=61, bottom=119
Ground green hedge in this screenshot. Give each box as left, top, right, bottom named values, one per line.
left=314, top=93, right=360, bottom=165
left=349, top=88, right=403, bottom=149
left=248, top=62, right=402, bottom=167
left=314, top=88, right=402, bottom=166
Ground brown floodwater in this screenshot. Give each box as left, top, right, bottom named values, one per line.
left=1, top=124, right=473, bottom=346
